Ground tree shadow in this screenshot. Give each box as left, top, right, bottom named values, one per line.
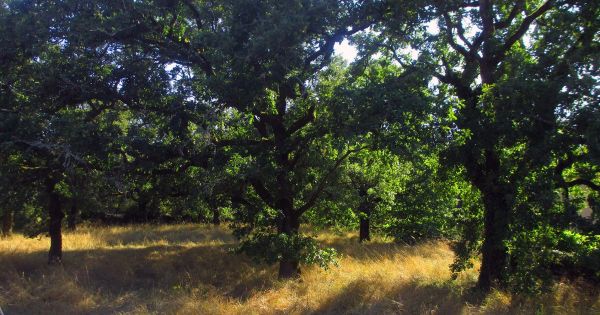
left=3, top=228, right=598, bottom=314
left=310, top=278, right=466, bottom=314
left=498, top=281, right=600, bottom=315
left=0, top=235, right=276, bottom=314
left=89, top=224, right=237, bottom=246
left=319, top=234, right=449, bottom=262
left=308, top=276, right=600, bottom=314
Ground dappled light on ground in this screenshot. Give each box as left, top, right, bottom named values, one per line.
left=1, top=225, right=598, bottom=314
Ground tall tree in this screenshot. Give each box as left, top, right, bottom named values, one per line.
left=0, top=0, right=177, bottom=262
left=378, top=0, right=599, bottom=290
left=82, top=0, right=384, bottom=278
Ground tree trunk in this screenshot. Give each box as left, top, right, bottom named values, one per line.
left=279, top=259, right=300, bottom=279
left=67, top=200, right=78, bottom=231
left=137, top=199, right=148, bottom=223
left=2, top=209, right=13, bottom=238
left=47, top=179, right=64, bottom=264
left=277, top=209, right=301, bottom=279
left=477, top=188, right=510, bottom=291
left=473, top=152, right=511, bottom=291
left=359, top=202, right=371, bottom=243
left=212, top=208, right=221, bottom=226
left=359, top=217, right=371, bottom=243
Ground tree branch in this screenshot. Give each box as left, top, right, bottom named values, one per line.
left=442, top=12, right=476, bottom=61
left=503, top=0, right=553, bottom=52
left=182, top=0, right=203, bottom=29
left=495, top=0, right=524, bottom=30
left=296, top=146, right=367, bottom=214
left=248, top=177, right=276, bottom=209
left=566, top=179, right=600, bottom=192
left=288, top=105, right=315, bottom=135
left=479, top=0, right=495, bottom=38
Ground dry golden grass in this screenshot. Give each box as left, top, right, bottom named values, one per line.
left=0, top=224, right=598, bottom=314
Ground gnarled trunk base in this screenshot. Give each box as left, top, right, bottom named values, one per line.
left=278, top=260, right=301, bottom=279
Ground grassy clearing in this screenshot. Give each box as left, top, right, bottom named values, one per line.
left=0, top=224, right=598, bottom=314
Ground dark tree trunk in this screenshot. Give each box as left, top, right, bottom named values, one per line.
left=212, top=208, right=221, bottom=226
left=477, top=187, right=510, bottom=291
left=279, top=259, right=300, bottom=279
left=67, top=200, right=78, bottom=231
left=472, top=151, right=511, bottom=291
left=359, top=202, right=371, bottom=243
left=47, top=179, right=64, bottom=264
left=137, top=199, right=148, bottom=223
left=2, top=209, right=13, bottom=238
left=359, top=217, right=371, bottom=243
left=277, top=202, right=301, bottom=279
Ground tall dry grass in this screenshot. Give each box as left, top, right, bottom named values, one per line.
left=0, top=224, right=598, bottom=314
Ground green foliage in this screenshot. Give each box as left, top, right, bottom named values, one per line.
left=450, top=181, right=484, bottom=275
left=506, top=227, right=600, bottom=294
left=236, top=232, right=338, bottom=269
left=386, top=159, right=463, bottom=243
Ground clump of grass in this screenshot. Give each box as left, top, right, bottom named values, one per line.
left=0, top=224, right=598, bottom=314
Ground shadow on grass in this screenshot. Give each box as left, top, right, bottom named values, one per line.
left=311, top=278, right=466, bottom=314
left=310, top=278, right=600, bottom=315
left=91, top=224, right=237, bottom=246
left=0, top=238, right=277, bottom=314
left=320, top=234, right=449, bottom=262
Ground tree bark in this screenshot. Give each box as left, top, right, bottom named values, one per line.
left=47, top=178, right=64, bottom=264
left=67, top=199, right=78, bottom=231
left=2, top=209, right=13, bottom=238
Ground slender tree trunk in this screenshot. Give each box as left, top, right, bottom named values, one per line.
left=138, top=199, right=148, bottom=223
left=67, top=199, right=78, bottom=231
left=359, top=202, right=371, bottom=243
left=278, top=208, right=301, bottom=279
left=47, top=179, right=64, bottom=264
left=2, top=209, right=13, bottom=238
left=212, top=208, right=221, bottom=226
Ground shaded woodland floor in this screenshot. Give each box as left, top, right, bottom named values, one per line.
left=0, top=224, right=599, bottom=314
